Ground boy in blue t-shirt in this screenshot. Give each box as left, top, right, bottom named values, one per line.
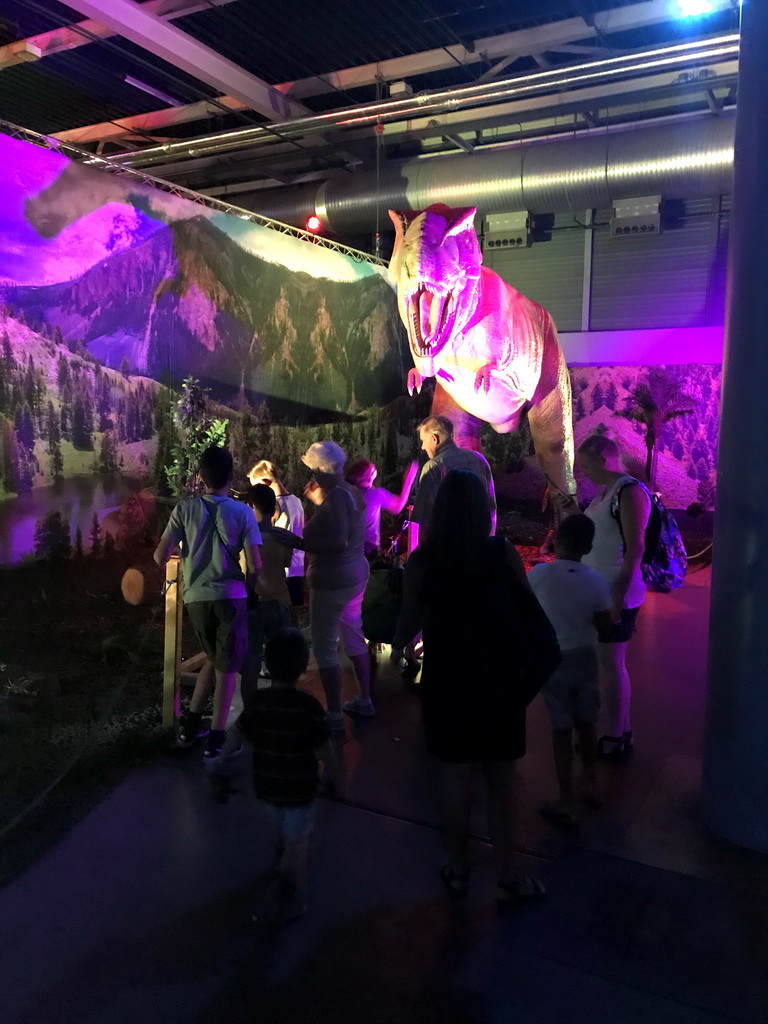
left=528, top=515, right=613, bottom=825
left=154, top=446, right=262, bottom=764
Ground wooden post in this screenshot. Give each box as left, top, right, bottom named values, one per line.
left=162, top=554, right=183, bottom=731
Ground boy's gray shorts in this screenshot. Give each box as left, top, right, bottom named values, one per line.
left=542, top=645, right=600, bottom=730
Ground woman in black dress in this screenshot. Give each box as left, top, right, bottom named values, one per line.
left=392, top=469, right=560, bottom=906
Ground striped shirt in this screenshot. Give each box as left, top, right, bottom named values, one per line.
left=237, top=687, right=330, bottom=805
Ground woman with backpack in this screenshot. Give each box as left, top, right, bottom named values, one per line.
left=577, top=434, right=651, bottom=759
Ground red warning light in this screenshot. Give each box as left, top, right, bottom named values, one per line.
left=306, top=215, right=321, bottom=233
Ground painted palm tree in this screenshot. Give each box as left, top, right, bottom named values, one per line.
left=614, top=369, right=695, bottom=487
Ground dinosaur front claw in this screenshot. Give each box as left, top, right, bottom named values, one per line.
left=474, top=362, right=495, bottom=394
left=407, top=368, right=424, bottom=396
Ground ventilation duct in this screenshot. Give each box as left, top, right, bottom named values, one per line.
left=238, top=113, right=735, bottom=235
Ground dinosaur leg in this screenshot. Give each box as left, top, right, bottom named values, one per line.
left=528, top=351, right=579, bottom=530
left=431, top=382, right=484, bottom=452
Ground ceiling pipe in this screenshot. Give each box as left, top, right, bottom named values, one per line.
left=237, top=112, right=736, bottom=234
left=106, top=32, right=740, bottom=170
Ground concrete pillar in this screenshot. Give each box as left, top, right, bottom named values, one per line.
left=703, top=0, right=768, bottom=853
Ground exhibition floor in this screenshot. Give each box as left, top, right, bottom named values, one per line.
left=2, top=564, right=768, bottom=1024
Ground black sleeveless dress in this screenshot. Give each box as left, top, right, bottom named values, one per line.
left=412, top=536, right=559, bottom=762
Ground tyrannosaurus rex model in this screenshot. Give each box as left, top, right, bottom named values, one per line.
left=389, top=204, right=579, bottom=518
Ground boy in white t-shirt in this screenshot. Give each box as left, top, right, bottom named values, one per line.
left=528, top=515, right=613, bottom=825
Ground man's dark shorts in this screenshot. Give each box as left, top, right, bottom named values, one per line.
left=186, top=598, right=248, bottom=672
left=597, top=606, right=640, bottom=644
left=287, top=576, right=305, bottom=607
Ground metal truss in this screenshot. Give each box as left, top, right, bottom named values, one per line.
left=0, top=119, right=386, bottom=269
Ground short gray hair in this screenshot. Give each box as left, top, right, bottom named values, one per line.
left=301, top=440, right=346, bottom=475
left=418, top=415, right=454, bottom=443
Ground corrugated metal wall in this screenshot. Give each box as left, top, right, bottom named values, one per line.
left=482, top=200, right=729, bottom=333
left=483, top=212, right=586, bottom=332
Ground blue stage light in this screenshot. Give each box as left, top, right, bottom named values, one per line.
left=677, top=0, right=714, bottom=16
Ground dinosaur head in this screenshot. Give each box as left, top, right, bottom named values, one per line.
left=388, top=205, right=482, bottom=378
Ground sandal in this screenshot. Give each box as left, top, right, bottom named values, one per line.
left=539, top=801, right=578, bottom=827
left=497, top=875, right=546, bottom=909
left=439, top=863, right=470, bottom=900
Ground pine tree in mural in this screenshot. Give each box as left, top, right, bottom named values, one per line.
left=46, top=401, right=64, bottom=480
left=98, top=429, right=119, bottom=475
left=152, top=384, right=177, bottom=494
left=614, top=368, right=695, bottom=487
left=89, top=511, right=102, bottom=558
left=15, top=403, right=35, bottom=452
left=72, top=398, right=93, bottom=450
left=33, top=509, right=71, bottom=563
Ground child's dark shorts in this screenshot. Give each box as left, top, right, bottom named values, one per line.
left=597, top=606, right=640, bottom=644
left=186, top=598, right=248, bottom=672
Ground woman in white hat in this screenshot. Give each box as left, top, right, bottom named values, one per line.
left=274, top=441, right=373, bottom=733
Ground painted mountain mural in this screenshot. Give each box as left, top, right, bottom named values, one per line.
left=0, top=133, right=410, bottom=563
left=4, top=215, right=408, bottom=418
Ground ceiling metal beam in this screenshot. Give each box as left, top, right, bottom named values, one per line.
left=379, top=59, right=738, bottom=141
left=58, top=0, right=311, bottom=120
left=705, top=88, right=724, bottom=114
left=53, top=95, right=249, bottom=145
left=473, top=53, right=521, bottom=85
left=140, top=59, right=738, bottom=187
left=0, top=0, right=236, bottom=70
left=51, top=0, right=733, bottom=144
left=549, top=43, right=629, bottom=57
left=275, top=0, right=733, bottom=100
left=442, top=133, right=475, bottom=154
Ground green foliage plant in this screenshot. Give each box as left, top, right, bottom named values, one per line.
left=163, top=377, right=229, bottom=497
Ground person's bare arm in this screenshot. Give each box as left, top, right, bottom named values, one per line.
left=380, top=460, right=419, bottom=515
left=153, top=535, right=178, bottom=566
left=244, top=543, right=262, bottom=574
left=613, top=483, right=651, bottom=617
left=488, top=472, right=498, bottom=535
left=243, top=542, right=262, bottom=591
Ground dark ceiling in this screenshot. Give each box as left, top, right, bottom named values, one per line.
left=0, top=0, right=736, bottom=134
left=0, top=0, right=740, bottom=229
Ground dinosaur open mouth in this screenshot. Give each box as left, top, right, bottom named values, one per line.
left=406, top=286, right=457, bottom=358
